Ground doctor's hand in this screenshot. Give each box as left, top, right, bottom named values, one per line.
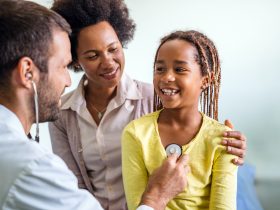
left=140, top=154, right=189, bottom=210
left=222, top=119, right=247, bottom=166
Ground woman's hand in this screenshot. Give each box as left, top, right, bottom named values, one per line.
left=222, top=119, right=247, bottom=166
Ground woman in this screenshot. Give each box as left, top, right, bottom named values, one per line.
left=49, top=1, right=247, bottom=210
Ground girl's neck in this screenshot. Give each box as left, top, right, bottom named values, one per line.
left=159, top=107, right=201, bottom=128
left=158, top=107, right=203, bottom=147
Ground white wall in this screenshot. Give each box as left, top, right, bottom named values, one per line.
left=33, top=0, right=280, bottom=180
left=124, top=0, right=280, bottom=181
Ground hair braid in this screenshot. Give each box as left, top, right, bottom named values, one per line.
left=153, top=30, right=221, bottom=120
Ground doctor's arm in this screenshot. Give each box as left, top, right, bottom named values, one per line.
left=139, top=154, right=189, bottom=210
left=122, top=126, right=188, bottom=210
left=2, top=154, right=103, bottom=210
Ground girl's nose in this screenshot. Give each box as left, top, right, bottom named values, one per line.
left=161, top=70, right=175, bottom=83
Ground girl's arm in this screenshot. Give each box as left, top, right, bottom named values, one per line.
left=209, top=146, right=238, bottom=210
left=122, top=124, right=149, bottom=210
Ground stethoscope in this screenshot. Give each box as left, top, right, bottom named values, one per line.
left=27, top=80, right=40, bottom=143
left=31, top=80, right=40, bottom=142
left=165, top=143, right=182, bottom=157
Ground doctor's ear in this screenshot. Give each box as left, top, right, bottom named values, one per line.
left=25, top=72, right=32, bottom=80
left=15, top=57, right=36, bottom=86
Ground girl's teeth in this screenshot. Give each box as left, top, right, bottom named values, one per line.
left=161, top=89, right=178, bottom=95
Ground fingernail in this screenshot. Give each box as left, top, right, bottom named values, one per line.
left=223, top=132, right=228, bottom=137
left=227, top=146, right=231, bottom=152
left=222, top=140, right=227, bottom=145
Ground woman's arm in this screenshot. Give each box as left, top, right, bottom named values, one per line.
left=48, top=113, right=85, bottom=188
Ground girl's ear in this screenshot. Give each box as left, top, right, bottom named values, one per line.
left=201, top=72, right=214, bottom=90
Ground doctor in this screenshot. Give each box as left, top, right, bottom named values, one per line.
left=0, top=1, right=188, bottom=209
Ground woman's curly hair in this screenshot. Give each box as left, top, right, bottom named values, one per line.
left=52, top=0, right=136, bottom=71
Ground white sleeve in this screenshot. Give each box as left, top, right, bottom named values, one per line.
left=2, top=153, right=104, bottom=210
left=136, top=205, right=154, bottom=210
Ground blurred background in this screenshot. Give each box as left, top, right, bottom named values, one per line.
left=33, top=0, right=280, bottom=209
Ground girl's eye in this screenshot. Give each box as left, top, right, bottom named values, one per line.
left=155, top=67, right=165, bottom=72
left=175, top=67, right=186, bottom=72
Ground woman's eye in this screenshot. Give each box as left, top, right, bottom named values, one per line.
left=87, top=54, right=97, bottom=60
left=109, top=47, right=118, bottom=52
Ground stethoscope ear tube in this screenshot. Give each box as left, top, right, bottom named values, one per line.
left=165, top=143, right=182, bottom=157
left=31, top=81, right=40, bottom=143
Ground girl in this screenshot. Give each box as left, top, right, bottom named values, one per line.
left=122, top=30, right=237, bottom=210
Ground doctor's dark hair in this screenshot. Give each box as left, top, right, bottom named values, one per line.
left=52, top=0, right=136, bottom=71
left=153, top=30, right=221, bottom=120
left=0, top=0, right=71, bottom=89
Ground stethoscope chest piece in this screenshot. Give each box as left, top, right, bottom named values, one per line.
left=165, top=143, right=182, bottom=157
